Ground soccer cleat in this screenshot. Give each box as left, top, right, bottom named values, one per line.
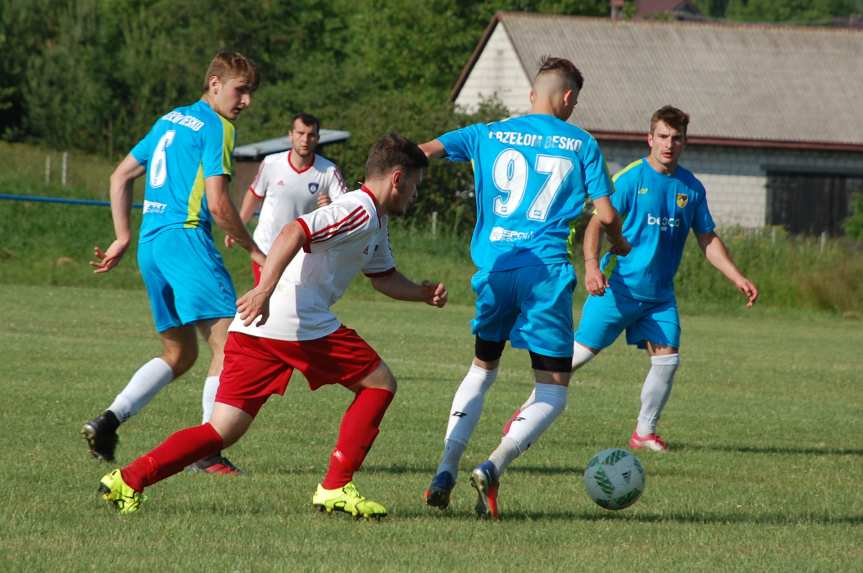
left=81, top=411, right=119, bottom=462
left=312, top=482, right=387, bottom=520
left=628, top=431, right=669, bottom=452
left=98, top=469, right=143, bottom=514
left=424, top=470, right=456, bottom=509
left=469, top=461, right=500, bottom=520
left=186, top=453, right=243, bottom=476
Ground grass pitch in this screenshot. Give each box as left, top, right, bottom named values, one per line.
left=1, top=284, right=861, bottom=572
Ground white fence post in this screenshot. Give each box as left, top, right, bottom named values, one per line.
left=431, top=211, right=438, bottom=237
left=45, top=155, right=51, bottom=184
left=820, top=231, right=828, bottom=253
left=61, top=152, right=68, bottom=187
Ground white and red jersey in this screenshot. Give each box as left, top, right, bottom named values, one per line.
left=249, top=150, right=348, bottom=254
left=229, top=186, right=395, bottom=341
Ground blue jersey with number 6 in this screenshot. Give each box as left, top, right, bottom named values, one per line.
left=439, top=114, right=613, bottom=272
left=130, top=99, right=236, bottom=243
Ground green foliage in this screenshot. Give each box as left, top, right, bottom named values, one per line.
left=724, top=0, right=858, bottom=23
left=842, top=193, right=863, bottom=241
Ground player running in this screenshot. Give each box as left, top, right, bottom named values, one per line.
left=510, top=105, right=758, bottom=453
left=97, top=133, right=447, bottom=519
left=83, top=51, right=264, bottom=475
left=229, top=112, right=348, bottom=285
left=421, top=57, right=630, bottom=519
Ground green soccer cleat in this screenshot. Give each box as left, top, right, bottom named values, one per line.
left=312, top=482, right=387, bottom=520
left=98, top=469, right=144, bottom=514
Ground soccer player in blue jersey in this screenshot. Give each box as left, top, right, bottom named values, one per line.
left=83, top=51, right=265, bottom=475
left=513, top=105, right=758, bottom=454
left=420, top=57, right=630, bottom=519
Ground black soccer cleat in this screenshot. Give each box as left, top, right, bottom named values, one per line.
left=81, top=411, right=120, bottom=462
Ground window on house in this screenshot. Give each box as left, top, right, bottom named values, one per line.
left=767, top=173, right=863, bottom=236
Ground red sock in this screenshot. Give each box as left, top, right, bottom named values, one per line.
left=121, top=423, right=223, bottom=492
left=322, top=387, right=394, bottom=489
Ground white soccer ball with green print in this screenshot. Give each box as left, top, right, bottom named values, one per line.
left=583, top=448, right=645, bottom=510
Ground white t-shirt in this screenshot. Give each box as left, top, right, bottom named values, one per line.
left=249, top=150, right=348, bottom=254
left=229, top=187, right=396, bottom=341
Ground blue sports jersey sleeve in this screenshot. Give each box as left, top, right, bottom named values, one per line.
left=129, top=128, right=156, bottom=165
left=691, top=181, right=716, bottom=235
left=582, top=138, right=613, bottom=201
left=438, top=124, right=483, bottom=162
left=609, top=168, right=635, bottom=217
left=201, top=116, right=235, bottom=179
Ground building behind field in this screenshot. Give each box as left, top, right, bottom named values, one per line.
left=452, top=12, right=863, bottom=235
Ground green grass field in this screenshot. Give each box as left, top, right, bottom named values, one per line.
left=1, top=283, right=861, bottom=572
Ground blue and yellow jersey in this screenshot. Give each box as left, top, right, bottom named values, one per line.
left=131, top=99, right=235, bottom=242
left=603, top=158, right=716, bottom=302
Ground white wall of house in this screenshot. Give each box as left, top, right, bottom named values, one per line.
left=455, top=24, right=532, bottom=113
left=600, top=141, right=863, bottom=229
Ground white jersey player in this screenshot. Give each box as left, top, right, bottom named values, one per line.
left=231, top=112, right=348, bottom=283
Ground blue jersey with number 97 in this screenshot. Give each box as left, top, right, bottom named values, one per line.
left=439, top=114, right=613, bottom=272
left=130, top=99, right=236, bottom=243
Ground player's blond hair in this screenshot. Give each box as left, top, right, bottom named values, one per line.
left=650, top=106, right=689, bottom=137
left=202, top=51, right=259, bottom=92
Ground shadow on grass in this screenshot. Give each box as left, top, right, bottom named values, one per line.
left=675, top=443, right=863, bottom=456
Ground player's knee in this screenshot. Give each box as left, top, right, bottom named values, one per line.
left=357, top=362, right=397, bottom=394
left=162, top=346, right=198, bottom=377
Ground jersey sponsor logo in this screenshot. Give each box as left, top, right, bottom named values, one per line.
left=142, top=200, right=167, bottom=214
left=676, top=193, right=689, bottom=208
left=160, top=111, right=204, bottom=132
left=638, top=187, right=649, bottom=195
left=647, top=213, right=680, bottom=231
left=485, top=130, right=583, bottom=152
left=308, top=182, right=320, bottom=194
left=489, top=226, right=534, bottom=243
left=276, top=179, right=285, bottom=186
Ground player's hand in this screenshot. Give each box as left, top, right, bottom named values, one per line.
left=90, top=240, right=129, bottom=273
left=236, top=287, right=272, bottom=327
left=608, top=236, right=632, bottom=257
left=316, top=193, right=331, bottom=208
left=736, top=277, right=759, bottom=308
left=224, top=234, right=237, bottom=249
left=422, top=281, right=448, bottom=308
left=584, top=264, right=608, bottom=296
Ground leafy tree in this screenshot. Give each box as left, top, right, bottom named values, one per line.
left=843, top=193, right=863, bottom=241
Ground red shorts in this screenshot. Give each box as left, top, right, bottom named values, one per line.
left=217, top=327, right=382, bottom=417
left=251, top=261, right=262, bottom=287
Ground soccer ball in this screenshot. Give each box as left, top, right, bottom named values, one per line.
left=583, top=448, right=645, bottom=510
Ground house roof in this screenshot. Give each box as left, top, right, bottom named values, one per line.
left=452, top=13, right=863, bottom=151
left=233, top=129, right=351, bottom=160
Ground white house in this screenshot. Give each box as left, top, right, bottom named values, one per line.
left=452, top=12, right=863, bottom=234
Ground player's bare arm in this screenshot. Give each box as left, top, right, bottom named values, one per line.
left=418, top=139, right=446, bottom=159
left=697, top=231, right=759, bottom=307
left=236, top=220, right=307, bottom=327
left=205, top=174, right=265, bottom=266
left=225, top=189, right=263, bottom=248
left=91, top=154, right=145, bottom=273
left=582, top=214, right=607, bottom=296
left=593, top=196, right=631, bottom=257
left=369, top=272, right=448, bottom=308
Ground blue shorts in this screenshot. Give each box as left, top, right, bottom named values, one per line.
left=471, top=262, right=576, bottom=358
left=575, top=287, right=680, bottom=351
left=137, top=228, right=237, bottom=333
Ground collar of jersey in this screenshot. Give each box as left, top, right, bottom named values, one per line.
left=360, top=185, right=382, bottom=225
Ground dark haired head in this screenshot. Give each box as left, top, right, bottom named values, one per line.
left=292, top=112, right=320, bottom=134
left=536, top=56, right=584, bottom=92
left=650, top=106, right=690, bottom=136
left=365, top=133, right=428, bottom=178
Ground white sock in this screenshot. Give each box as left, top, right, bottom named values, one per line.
left=201, top=375, right=220, bottom=423
left=513, top=343, right=593, bottom=414
left=572, top=341, right=596, bottom=370
left=107, top=358, right=174, bottom=422
left=436, top=364, right=498, bottom=477
left=636, top=354, right=680, bottom=436
left=494, top=383, right=568, bottom=476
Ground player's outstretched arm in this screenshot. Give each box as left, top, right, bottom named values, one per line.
left=226, top=190, right=263, bottom=248
left=582, top=215, right=607, bottom=296
left=418, top=139, right=446, bottom=160
left=369, top=272, right=448, bottom=308
left=697, top=231, right=759, bottom=307
left=592, top=196, right=631, bottom=257
left=205, top=175, right=265, bottom=265
left=91, top=154, right=145, bottom=273
left=236, top=221, right=307, bottom=326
